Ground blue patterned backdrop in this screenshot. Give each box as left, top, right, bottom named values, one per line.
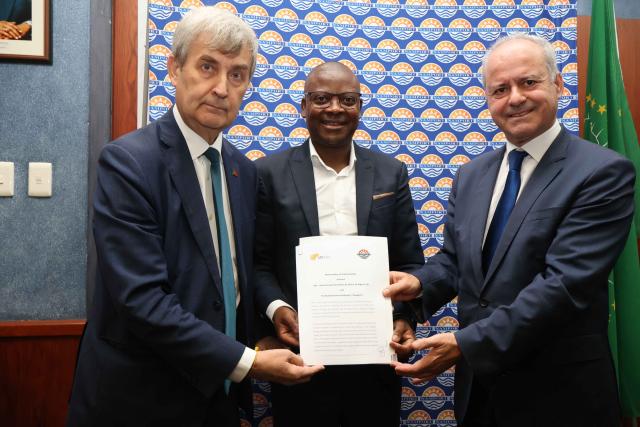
left=144, top=0, right=578, bottom=425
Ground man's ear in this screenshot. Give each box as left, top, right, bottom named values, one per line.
left=167, top=54, right=179, bottom=87
left=554, top=71, right=564, bottom=96
left=300, top=98, right=307, bottom=119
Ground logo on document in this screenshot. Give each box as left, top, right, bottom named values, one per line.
left=357, top=249, right=371, bottom=259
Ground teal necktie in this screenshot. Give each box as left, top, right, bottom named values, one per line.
left=482, top=149, right=528, bottom=274
left=203, top=148, right=236, bottom=341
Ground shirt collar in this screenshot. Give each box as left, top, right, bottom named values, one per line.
left=173, top=106, right=223, bottom=160
left=309, top=139, right=357, bottom=175
left=505, top=120, right=561, bottom=162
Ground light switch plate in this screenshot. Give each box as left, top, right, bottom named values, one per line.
left=0, top=161, right=15, bottom=197
left=28, top=162, right=53, bottom=197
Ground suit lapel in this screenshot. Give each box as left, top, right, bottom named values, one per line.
left=159, top=113, right=222, bottom=296
left=354, top=145, right=374, bottom=236
left=483, top=132, right=567, bottom=286
left=289, top=141, right=320, bottom=236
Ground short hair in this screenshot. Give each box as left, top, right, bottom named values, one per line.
left=481, top=33, right=559, bottom=88
left=171, top=7, right=258, bottom=76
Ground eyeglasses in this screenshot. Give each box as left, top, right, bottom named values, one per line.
left=304, top=91, right=361, bottom=109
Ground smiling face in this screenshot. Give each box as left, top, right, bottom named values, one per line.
left=484, top=38, right=563, bottom=146
left=301, top=63, right=362, bottom=150
left=168, top=32, right=253, bottom=143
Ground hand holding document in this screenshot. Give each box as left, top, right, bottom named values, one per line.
left=296, top=236, right=396, bottom=365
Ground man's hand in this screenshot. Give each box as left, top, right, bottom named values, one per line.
left=383, top=271, right=422, bottom=301
left=15, top=22, right=31, bottom=39
left=0, top=21, right=20, bottom=39
left=391, top=319, right=415, bottom=362
left=273, top=306, right=299, bottom=347
left=248, top=349, right=324, bottom=385
left=391, top=332, right=461, bottom=382
left=255, top=335, right=288, bottom=351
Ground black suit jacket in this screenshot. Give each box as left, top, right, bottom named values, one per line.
left=254, top=140, right=424, bottom=328
left=67, top=111, right=258, bottom=426
left=414, top=129, right=636, bottom=426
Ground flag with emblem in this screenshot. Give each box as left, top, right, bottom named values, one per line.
left=584, top=0, right=640, bottom=420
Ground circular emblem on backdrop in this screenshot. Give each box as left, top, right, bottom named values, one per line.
left=214, top=2, right=237, bottom=13
left=147, top=19, right=158, bottom=43
left=553, top=40, right=572, bottom=64
left=288, top=80, right=306, bottom=104
left=492, top=131, right=507, bottom=149
left=318, top=36, right=343, bottom=60
left=562, top=108, right=579, bottom=132
left=391, top=62, right=415, bottom=86
left=243, top=5, right=269, bottom=30
left=148, top=44, right=171, bottom=71
left=258, top=78, right=285, bottom=103
left=561, top=17, right=578, bottom=41
left=391, top=17, right=415, bottom=41
left=289, top=33, right=315, bottom=57
left=362, top=107, right=387, bottom=131
left=242, top=101, right=269, bottom=126
left=288, top=127, right=309, bottom=147
left=477, top=109, right=498, bottom=133
left=359, top=83, right=373, bottom=107
left=419, top=18, right=444, bottom=41
left=253, top=392, right=269, bottom=419
left=449, top=109, right=473, bottom=133
left=291, top=0, right=313, bottom=11
left=377, top=39, right=402, bottom=63
left=178, top=0, right=203, bottom=15
left=149, top=0, right=173, bottom=20
left=319, top=0, right=343, bottom=14
left=258, top=127, right=285, bottom=151
left=148, top=95, right=172, bottom=121
left=273, top=56, right=300, bottom=80
left=377, top=130, right=401, bottom=154
left=548, top=0, right=571, bottom=19
left=437, top=316, right=459, bottom=330
left=406, top=85, right=430, bottom=109
left=462, top=132, right=488, bottom=156
left=420, top=154, right=445, bottom=179
left=353, top=129, right=373, bottom=149
left=437, top=409, right=457, bottom=426
left=462, top=86, right=486, bottom=110
left=433, top=41, right=458, bottom=64
left=521, top=0, right=544, bottom=19
left=376, top=85, right=402, bottom=109
left=304, top=11, right=330, bottom=35
left=410, top=177, right=430, bottom=201
left=303, top=57, right=325, bottom=74
left=395, top=153, right=416, bottom=175
left=449, top=154, right=471, bottom=176
left=437, top=366, right=456, bottom=387
left=377, top=0, right=401, bottom=18
left=435, top=223, right=445, bottom=246
left=259, top=31, right=285, bottom=55
left=422, top=386, right=447, bottom=411
left=562, top=62, right=578, bottom=86
left=253, top=54, right=269, bottom=78
left=417, top=223, right=430, bottom=246
left=273, top=103, right=300, bottom=128
left=477, top=18, right=502, bottom=42
left=406, top=0, right=428, bottom=18
left=362, top=61, right=387, bottom=85
left=408, top=409, right=432, bottom=422
left=274, top=9, right=299, bottom=32
left=433, top=131, right=458, bottom=156
left=245, top=149, right=266, bottom=161
left=433, top=86, right=458, bottom=110
left=362, top=16, right=386, bottom=39
left=461, top=0, right=487, bottom=19
left=347, top=0, right=372, bottom=16
left=406, top=131, right=430, bottom=155
left=226, top=125, right=253, bottom=150
left=419, top=108, right=444, bottom=133
left=433, top=0, right=457, bottom=19
left=462, top=41, right=486, bottom=64
left=401, top=387, right=418, bottom=411
left=390, top=108, right=416, bottom=132
left=449, top=18, right=473, bottom=42
left=419, top=200, right=445, bottom=224
left=424, top=246, right=441, bottom=259
left=348, top=38, right=373, bottom=62
left=558, top=87, right=573, bottom=110
left=148, top=70, right=159, bottom=94
left=448, top=63, right=473, bottom=87
left=334, top=14, right=358, bottom=38
left=491, top=0, right=516, bottom=19
left=506, top=18, right=530, bottom=36
left=160, top=21, right=178, bottom=46
left=420, top=63, right=444, bottom=86
left=405, top=40, right=428, bottom=64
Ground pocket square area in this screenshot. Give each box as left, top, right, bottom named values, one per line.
left=372, top=191, right=394, bottom=200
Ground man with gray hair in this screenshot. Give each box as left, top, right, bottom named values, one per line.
left=385, top=33, right=635, bottom=426
left=66, top=7, right=322, bottom=427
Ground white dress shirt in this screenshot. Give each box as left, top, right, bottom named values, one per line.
left=265, top=140, right=359, bottom=321
left=483, top=120, right=561, bottom=245
left=173, top=107, right=255, bottom=383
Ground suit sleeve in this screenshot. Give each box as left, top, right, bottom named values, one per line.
left=455, top=156, right=636, bottom=376
left=93, top=143, right=246, bottom=398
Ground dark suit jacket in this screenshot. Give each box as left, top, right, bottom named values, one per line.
left=254, top=140, right=424, bottom=328
left=413, top=129, right=636, bottom=426
left=67, top=111, right=258, bottom=427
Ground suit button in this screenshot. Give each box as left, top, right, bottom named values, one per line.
left=213, top=301, right=222, bottom=310
left=479, top=298, right=489, bottom=308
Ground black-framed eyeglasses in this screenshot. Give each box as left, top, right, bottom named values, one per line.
left=304, top=91, right=362, bottom=109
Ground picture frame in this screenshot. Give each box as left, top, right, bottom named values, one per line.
left=0, top=0, right=51, bottom=63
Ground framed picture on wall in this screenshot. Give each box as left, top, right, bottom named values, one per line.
left=0, top=0, right=51, bottom=63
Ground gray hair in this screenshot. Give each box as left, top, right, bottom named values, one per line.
left=171, top=7, right=258, bottom=76
left=481, top=33, right=559, bottom=87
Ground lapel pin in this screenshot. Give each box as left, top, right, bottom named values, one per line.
left=232, top=169, right=239, bottom=177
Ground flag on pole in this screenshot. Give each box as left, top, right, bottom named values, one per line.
left=584, top=0, right=640, bottom=419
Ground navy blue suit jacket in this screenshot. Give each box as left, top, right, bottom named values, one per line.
left=254, top=140, right=424, bottom=326
left=414, top=129, right=635, bottom=425
left=67, top=111, right=258, bottom=426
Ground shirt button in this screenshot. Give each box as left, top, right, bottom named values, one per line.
left=479, top=298, right=489, bottom=308
left=213, top=300, right=222, bottom=310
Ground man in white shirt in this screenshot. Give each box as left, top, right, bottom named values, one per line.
left=385, top=34, right=635, bottom=427
left=254, top=61, right=424, bottom=426
left=67, top=8, right=322, bottom=427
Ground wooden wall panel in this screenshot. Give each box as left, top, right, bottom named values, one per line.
left=0, top=321, right=85, bottom=427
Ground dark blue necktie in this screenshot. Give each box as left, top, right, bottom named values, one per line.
left=482, top=149, right=528, bottom=274
left=203, top=148, right=236, bottom=341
